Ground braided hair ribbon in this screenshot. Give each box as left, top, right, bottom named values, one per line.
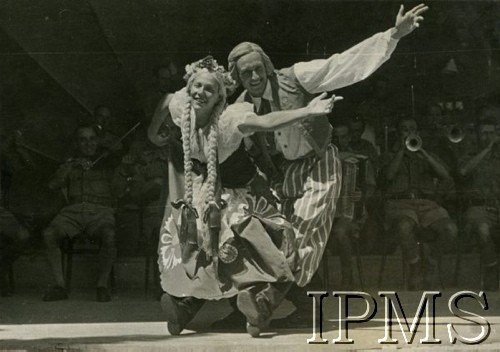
left=171, top=199, right=200, bottom=278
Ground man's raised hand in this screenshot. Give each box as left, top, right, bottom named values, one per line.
left=392, top=3, right=429, bottom=40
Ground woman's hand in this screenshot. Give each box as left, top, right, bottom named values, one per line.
left=148, top=93, right=173, bottom=147
left=149, top=132, right=170, bottom=147
left=306, top=92, right=343, bottom=117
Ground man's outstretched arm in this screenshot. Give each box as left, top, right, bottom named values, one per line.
left=294, top=3, right=429, bottom=94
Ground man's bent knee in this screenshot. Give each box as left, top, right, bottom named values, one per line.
left=395, top=217, right=416, bottom=237
left=98, top=227, right=116, bottom=247
left=43, top=227, right=63, bottom=247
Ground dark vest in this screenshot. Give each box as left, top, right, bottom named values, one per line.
left=169, top=118, right=256, bottom=188
left=219, top=142, right=256, bottom=188
left=191, top=142, right=256, bottom=189
left=237, top=67, right=333, bottom=158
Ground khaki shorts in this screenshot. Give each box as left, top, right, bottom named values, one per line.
left=48, top=203, right=115, bottom=239
left=0, top=207, right=21, bottom=239
left=384, top=199, right=450, bottom=229
left=464, top=206, right=500, bottom=229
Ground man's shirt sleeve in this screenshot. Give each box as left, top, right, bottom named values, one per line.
left=293, top=29, right=398, bottom=94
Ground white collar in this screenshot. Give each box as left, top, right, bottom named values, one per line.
left=262, top=80, right=273, bottom=101
left=250, top=80, right=273, bottom=108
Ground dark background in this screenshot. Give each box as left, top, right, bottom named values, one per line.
left=0, top=0, right=499, bottom=228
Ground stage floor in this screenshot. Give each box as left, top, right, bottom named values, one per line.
left=1, top=289, right=499, bottom=351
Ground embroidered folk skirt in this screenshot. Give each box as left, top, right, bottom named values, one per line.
left=158, top=163, right=297, bottom=300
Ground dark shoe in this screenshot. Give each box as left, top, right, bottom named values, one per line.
left=237, top=288, right=272, bottom=337
left=270, top=308, right=312, bottom=329
left=161, top=294, right=186, bottom=335
left=96, top=287, right=112, bottom=302
left=42, top=286, right=68, bottom=301
left=210, top=309, right=247, bottom=331
left=161, top=294, right=203, bottom=335
left=482, top=265, right=499, bottom=292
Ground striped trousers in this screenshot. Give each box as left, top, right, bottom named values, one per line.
left=276, top=144, right=342, bottom=287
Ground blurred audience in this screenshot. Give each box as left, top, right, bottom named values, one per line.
left=93, top=105, right=123, bottom=153
left=118, top=127, right=168, bottom=255
left=379, top=117, right=457, bottom=289
left=330, top=120, right=377, bottom=288
left=41, top=125, right=127, bottom=302
left=459, top=118, right=500, bottom=290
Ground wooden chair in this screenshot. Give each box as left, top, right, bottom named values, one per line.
left=61, top=236, right=115, bottom=292
left=322, top=235, right=365, bottom=291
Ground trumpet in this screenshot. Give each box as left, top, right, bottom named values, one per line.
left=405, top=133, right=422, bottom=152
left=445, top=124, right=465, bottom=144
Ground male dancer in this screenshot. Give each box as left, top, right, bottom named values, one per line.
left=220, top=4, right=429, bottom=328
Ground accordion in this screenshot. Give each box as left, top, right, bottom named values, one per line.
left=338, top=159, right=365, bottom=220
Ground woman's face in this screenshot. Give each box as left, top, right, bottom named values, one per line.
left=190, top=72, right=221, bottom=117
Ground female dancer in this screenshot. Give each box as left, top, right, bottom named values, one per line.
left=149, top=56, right=339, bottom=337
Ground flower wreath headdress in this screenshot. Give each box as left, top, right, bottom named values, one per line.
left=184, top=56, right=236, bottom=95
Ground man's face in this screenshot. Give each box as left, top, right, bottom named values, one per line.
left=333, top=126, right=351, bottom=151
left=77, top=127, right=98, bottom=157
left=158, top=67, right=174, bottom=93
left=398, top=119, right=418, bottom=139
left=479, top=107, right=500, bottom=124
left=236, top=52, right=268, bottom=98
left=95, top=107, right=111, bottom=131
left=428, top=105, right=442, bottom=118
left=478, top=124, right=497, bottom=148
left=349, top=121, right=364, bottom=143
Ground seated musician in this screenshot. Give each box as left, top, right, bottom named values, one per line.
left=42, top=125, right=127, bottom=302
left=330, top=121, right=376, bottom=288
left=0, top=131, right=34, bottom=296
left=380, top=117, right=457, bottom=290
left=0, top=207, right=29, bottom=297
left=459, top=118, right=500, bottom=291
left=93, top=105, right=123, bottom=153
left=118, top=127, right=169, bottom=253
left=349, top=117, right=379, bottom=167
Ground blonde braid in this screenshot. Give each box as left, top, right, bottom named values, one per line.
left=201, top=102, right=223, bottom=254
left=205, top=108, right=220, bottom=206
left=180, top=98, right=194, bottom=205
